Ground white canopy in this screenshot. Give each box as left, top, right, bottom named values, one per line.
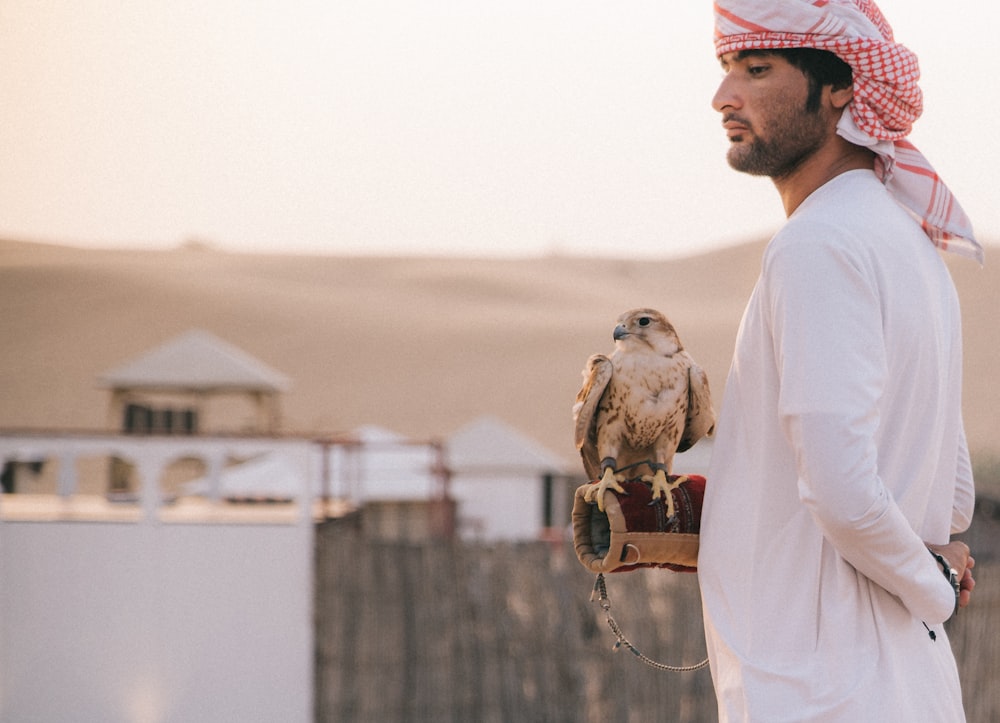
left=99, top=329, right=290, bottom=393
left=447, top=416, right=567, bottom=474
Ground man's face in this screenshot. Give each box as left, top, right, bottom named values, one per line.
left=713, top=51, right=832, bottom=178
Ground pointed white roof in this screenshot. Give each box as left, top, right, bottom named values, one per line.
left=446, top=416, right=567, bottom=473
left=184, top=452, right=306, bottom=498
left=351, top=424, right=407, bottom=444
left=98, top=329, right=291, bottom=392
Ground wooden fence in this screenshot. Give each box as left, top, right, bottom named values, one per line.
left=315, top=517, right=1000, bottom=722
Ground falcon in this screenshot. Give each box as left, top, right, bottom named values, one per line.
left=573, top=308, right=715, bottom=514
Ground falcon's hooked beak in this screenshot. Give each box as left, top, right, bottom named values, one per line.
left=613, top=323, right=629, bottom=341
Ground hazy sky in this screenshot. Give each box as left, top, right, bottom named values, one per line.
left=1, top=1, right=996, bottom=258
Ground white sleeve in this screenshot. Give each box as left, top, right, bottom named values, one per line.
left=952, top=424, right=975, bottom=534
left=764, top=234, right=957, bottom=624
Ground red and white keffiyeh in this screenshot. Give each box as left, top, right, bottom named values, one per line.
left=714, top=0, right=983, bottom=263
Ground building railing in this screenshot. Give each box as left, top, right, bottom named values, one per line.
left=0, top=430, right=451, bottom=526
left=0, top=430, right=317, bottom=523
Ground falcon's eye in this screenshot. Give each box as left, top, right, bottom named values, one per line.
left=638, top=317, right=651, bottom=327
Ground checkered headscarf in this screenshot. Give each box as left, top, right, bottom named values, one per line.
left=714, top=0, right=983, bottom=263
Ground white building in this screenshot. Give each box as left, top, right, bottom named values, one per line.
left=183, top=418, right=573, bottom=542
left=446, top=416, right=570, bottom=541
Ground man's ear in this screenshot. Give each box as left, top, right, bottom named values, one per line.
left=829, top=84, right=854, bottom=111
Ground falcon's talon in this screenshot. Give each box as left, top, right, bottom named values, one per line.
left=650, top=469, right=684, bottom=520
left=587, top=467, right=628, bottom=512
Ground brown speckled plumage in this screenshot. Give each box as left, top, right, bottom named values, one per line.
left=573, top=308, right=716, bottom=484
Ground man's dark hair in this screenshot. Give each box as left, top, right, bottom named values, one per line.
left=771, top=48, right=853, bottom=112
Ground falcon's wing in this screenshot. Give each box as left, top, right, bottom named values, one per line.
left=572, top=354, right=613, bottom=481
left=677, top=362, right=716, bottom=453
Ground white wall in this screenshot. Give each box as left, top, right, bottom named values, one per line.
left=0, top=519, right=313, bottom=723
left=450, top=473, right=544, bottom=541
left=0, top=434, right=314, bottom=723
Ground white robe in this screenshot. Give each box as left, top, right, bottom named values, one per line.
left=699, top=170, right=974, bottom=722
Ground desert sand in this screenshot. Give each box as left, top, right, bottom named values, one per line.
left=1, top=238, right=996, bottom=468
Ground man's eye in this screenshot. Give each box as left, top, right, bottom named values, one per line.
left=748, top=65, right=769, bottom=76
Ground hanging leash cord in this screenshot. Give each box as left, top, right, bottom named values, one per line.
left=591, top=573, right=710, bottom=673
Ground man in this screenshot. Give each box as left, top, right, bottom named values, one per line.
left=698, top=1, right=980, bottom=720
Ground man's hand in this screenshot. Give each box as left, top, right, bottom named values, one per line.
left=927, top=540, right=976, bottom=609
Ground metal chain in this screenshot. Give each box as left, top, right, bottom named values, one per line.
left=591, top=573, right=709, bottom=673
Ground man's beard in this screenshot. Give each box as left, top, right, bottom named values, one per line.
left=726, top=107, right=828, bottom=179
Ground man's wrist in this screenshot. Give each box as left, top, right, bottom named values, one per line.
left=929, top=549, right=960, bottom=616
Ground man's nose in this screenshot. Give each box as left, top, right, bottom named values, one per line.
left=712, top=75, right=740, bottom=113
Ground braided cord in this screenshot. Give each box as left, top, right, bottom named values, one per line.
left=591, top=573, right=709, bottom=673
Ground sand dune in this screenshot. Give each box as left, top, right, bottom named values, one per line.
left=1, top=238, right=996, bottom=467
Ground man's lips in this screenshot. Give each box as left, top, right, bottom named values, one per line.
left=722, top=117, right=750, bottom=140
left=722, top=121, right=750, bottom=138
